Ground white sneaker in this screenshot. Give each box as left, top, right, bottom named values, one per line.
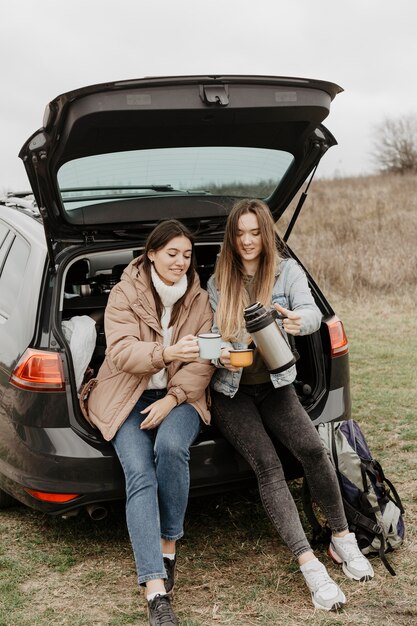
left=300, top=558, right=346, bottom=611
left=329, top=532, right=375, bottom=582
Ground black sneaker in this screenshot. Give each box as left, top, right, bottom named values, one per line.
left=148, top=594, right=179, bottom=626
left=163, top=556, right=176, bottom=594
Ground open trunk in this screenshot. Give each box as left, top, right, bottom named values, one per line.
left=58, top=241, right=326, bottom=470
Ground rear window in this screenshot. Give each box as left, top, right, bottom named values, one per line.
left=57, top=147, right=294, bottom=212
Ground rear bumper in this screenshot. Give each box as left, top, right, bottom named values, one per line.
left=0, top=380, right=350, bottom=514
left=0, top=425, right=124, bottom=513
left=0, top=423, right=255, bottom=514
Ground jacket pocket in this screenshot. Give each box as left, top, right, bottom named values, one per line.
left=78, top=369, right=126, bottom=423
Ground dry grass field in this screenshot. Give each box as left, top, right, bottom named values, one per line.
left=1, top=172, right=416, bottom=625
left=278, top=171, right=417, bottom=304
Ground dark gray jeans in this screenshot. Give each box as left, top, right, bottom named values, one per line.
left=210, top=382, right=348, bottom=557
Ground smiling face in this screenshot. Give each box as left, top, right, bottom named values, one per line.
left=236, top=212, right=263, bottom=273
left=148, top=235, right=193, bottom=285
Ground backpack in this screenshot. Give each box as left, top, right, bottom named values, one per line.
left=302, top=419, right=405, bottom=576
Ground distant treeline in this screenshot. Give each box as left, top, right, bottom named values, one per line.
left=191, top=180, right=275, bottom=197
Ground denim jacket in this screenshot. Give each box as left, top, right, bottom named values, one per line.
left=206, top=258, right=322, bottom=398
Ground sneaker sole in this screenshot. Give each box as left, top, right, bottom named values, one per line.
left=312, top=596, right=346, bottom=612
left=328, top=546, right=374, bottom=582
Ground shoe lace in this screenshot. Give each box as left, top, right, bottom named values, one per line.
left=152, top=595, right=176, bottom=625
left=307, top=567, right=335, bottom=592
left=338, top=539, right=365, bottom=563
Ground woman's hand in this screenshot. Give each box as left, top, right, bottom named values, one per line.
left=163, top=334, right=199, bottom=363
left=274, top=303, right=302, bottom=336
left=219, top=348, right=241, bottom=372
left=140, top=395, right=177, bottom=429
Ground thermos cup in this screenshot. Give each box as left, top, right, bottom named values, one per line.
left=197, top=333, right=222, bottom=359
left=243, top=302, right=298, bottom=373
left=229, top=349, right=254, bottom=367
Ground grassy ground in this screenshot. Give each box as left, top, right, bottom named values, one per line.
left=0, top=298, right=416, bottom=626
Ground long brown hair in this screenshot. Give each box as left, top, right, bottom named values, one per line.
left=139, top=220, right=196, bottom=326
left=215, top=199, right=281, bottom=341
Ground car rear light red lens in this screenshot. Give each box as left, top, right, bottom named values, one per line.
left=24, top=489, right=80, bottom=503
left=326, top=316, right=349, bottom=357
left=10, top=349, right=65, bottom=391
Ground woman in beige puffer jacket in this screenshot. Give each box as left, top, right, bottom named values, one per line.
left=83, top=220, right=214, bottom=624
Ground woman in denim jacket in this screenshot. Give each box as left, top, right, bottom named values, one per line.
left=207, top=199, right=374, bottom=612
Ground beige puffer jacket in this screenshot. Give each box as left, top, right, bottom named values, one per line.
left=80, top=258, right=214, bottom=441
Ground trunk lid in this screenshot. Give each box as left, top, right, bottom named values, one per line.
left=19, top=75, right=342, bottom=251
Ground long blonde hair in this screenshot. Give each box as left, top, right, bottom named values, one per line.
left=215, top=199, right=282, bottom=341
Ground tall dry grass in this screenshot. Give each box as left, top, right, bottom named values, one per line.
left=277, top=172, right=417, bottom=305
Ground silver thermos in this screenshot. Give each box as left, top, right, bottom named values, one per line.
left=244, top=302, right=298, bottom=373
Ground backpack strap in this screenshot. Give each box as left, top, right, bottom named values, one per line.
left=383, top=476, right=405, bottom=514
left=343, top=496, right=397, bottom=576
left=370, top=459, right=405, bottom=514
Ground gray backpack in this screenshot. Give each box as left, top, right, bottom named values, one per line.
left=303, top=420, right=405, bottom=575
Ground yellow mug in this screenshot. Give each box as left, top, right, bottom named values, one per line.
left=229, top=349, right=254, bottom=367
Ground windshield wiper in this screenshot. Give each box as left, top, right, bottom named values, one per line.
left=59, top=185, right=213, bottom=203
left=61, top=185, right=175, bottom=193
left=60, top=185, right=178, bottom=203
left=61, top=184, right=175, bottom=197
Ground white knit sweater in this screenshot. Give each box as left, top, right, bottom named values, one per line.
left=147, top=266, right=188, bottom=389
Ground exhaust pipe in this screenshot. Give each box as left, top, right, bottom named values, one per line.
left=85, top=503, right=108, bottom=521
left=61, top=508, right=81, bottom=520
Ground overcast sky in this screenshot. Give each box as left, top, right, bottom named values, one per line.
left=1, top=0, right=416, bottom=193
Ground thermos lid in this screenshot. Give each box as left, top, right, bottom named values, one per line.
left=244, top=302, right=276, bottom=332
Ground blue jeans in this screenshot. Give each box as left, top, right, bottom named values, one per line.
left=112, top=389, right=201, bottom=585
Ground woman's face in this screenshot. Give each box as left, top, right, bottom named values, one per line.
left=148, top=235, right=192, bottom=286
left=236, top=212, right=263, bottom=270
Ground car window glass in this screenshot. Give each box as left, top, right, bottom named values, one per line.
left=57, top=147, right=294, bottom=212
left=0, top=221, right=9, bottom=248
left=0, top=231, right=14, bottom=273
left=0, top=234, right=30, bottom=321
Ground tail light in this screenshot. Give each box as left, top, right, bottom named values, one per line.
left=10, top=349, right=65, bottom=391
left=24, top=489, right=80, bottom=503
left=325, top=316, right=348, bottom=357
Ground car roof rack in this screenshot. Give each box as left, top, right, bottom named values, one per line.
left=1, top=192, right=40, bottom=217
